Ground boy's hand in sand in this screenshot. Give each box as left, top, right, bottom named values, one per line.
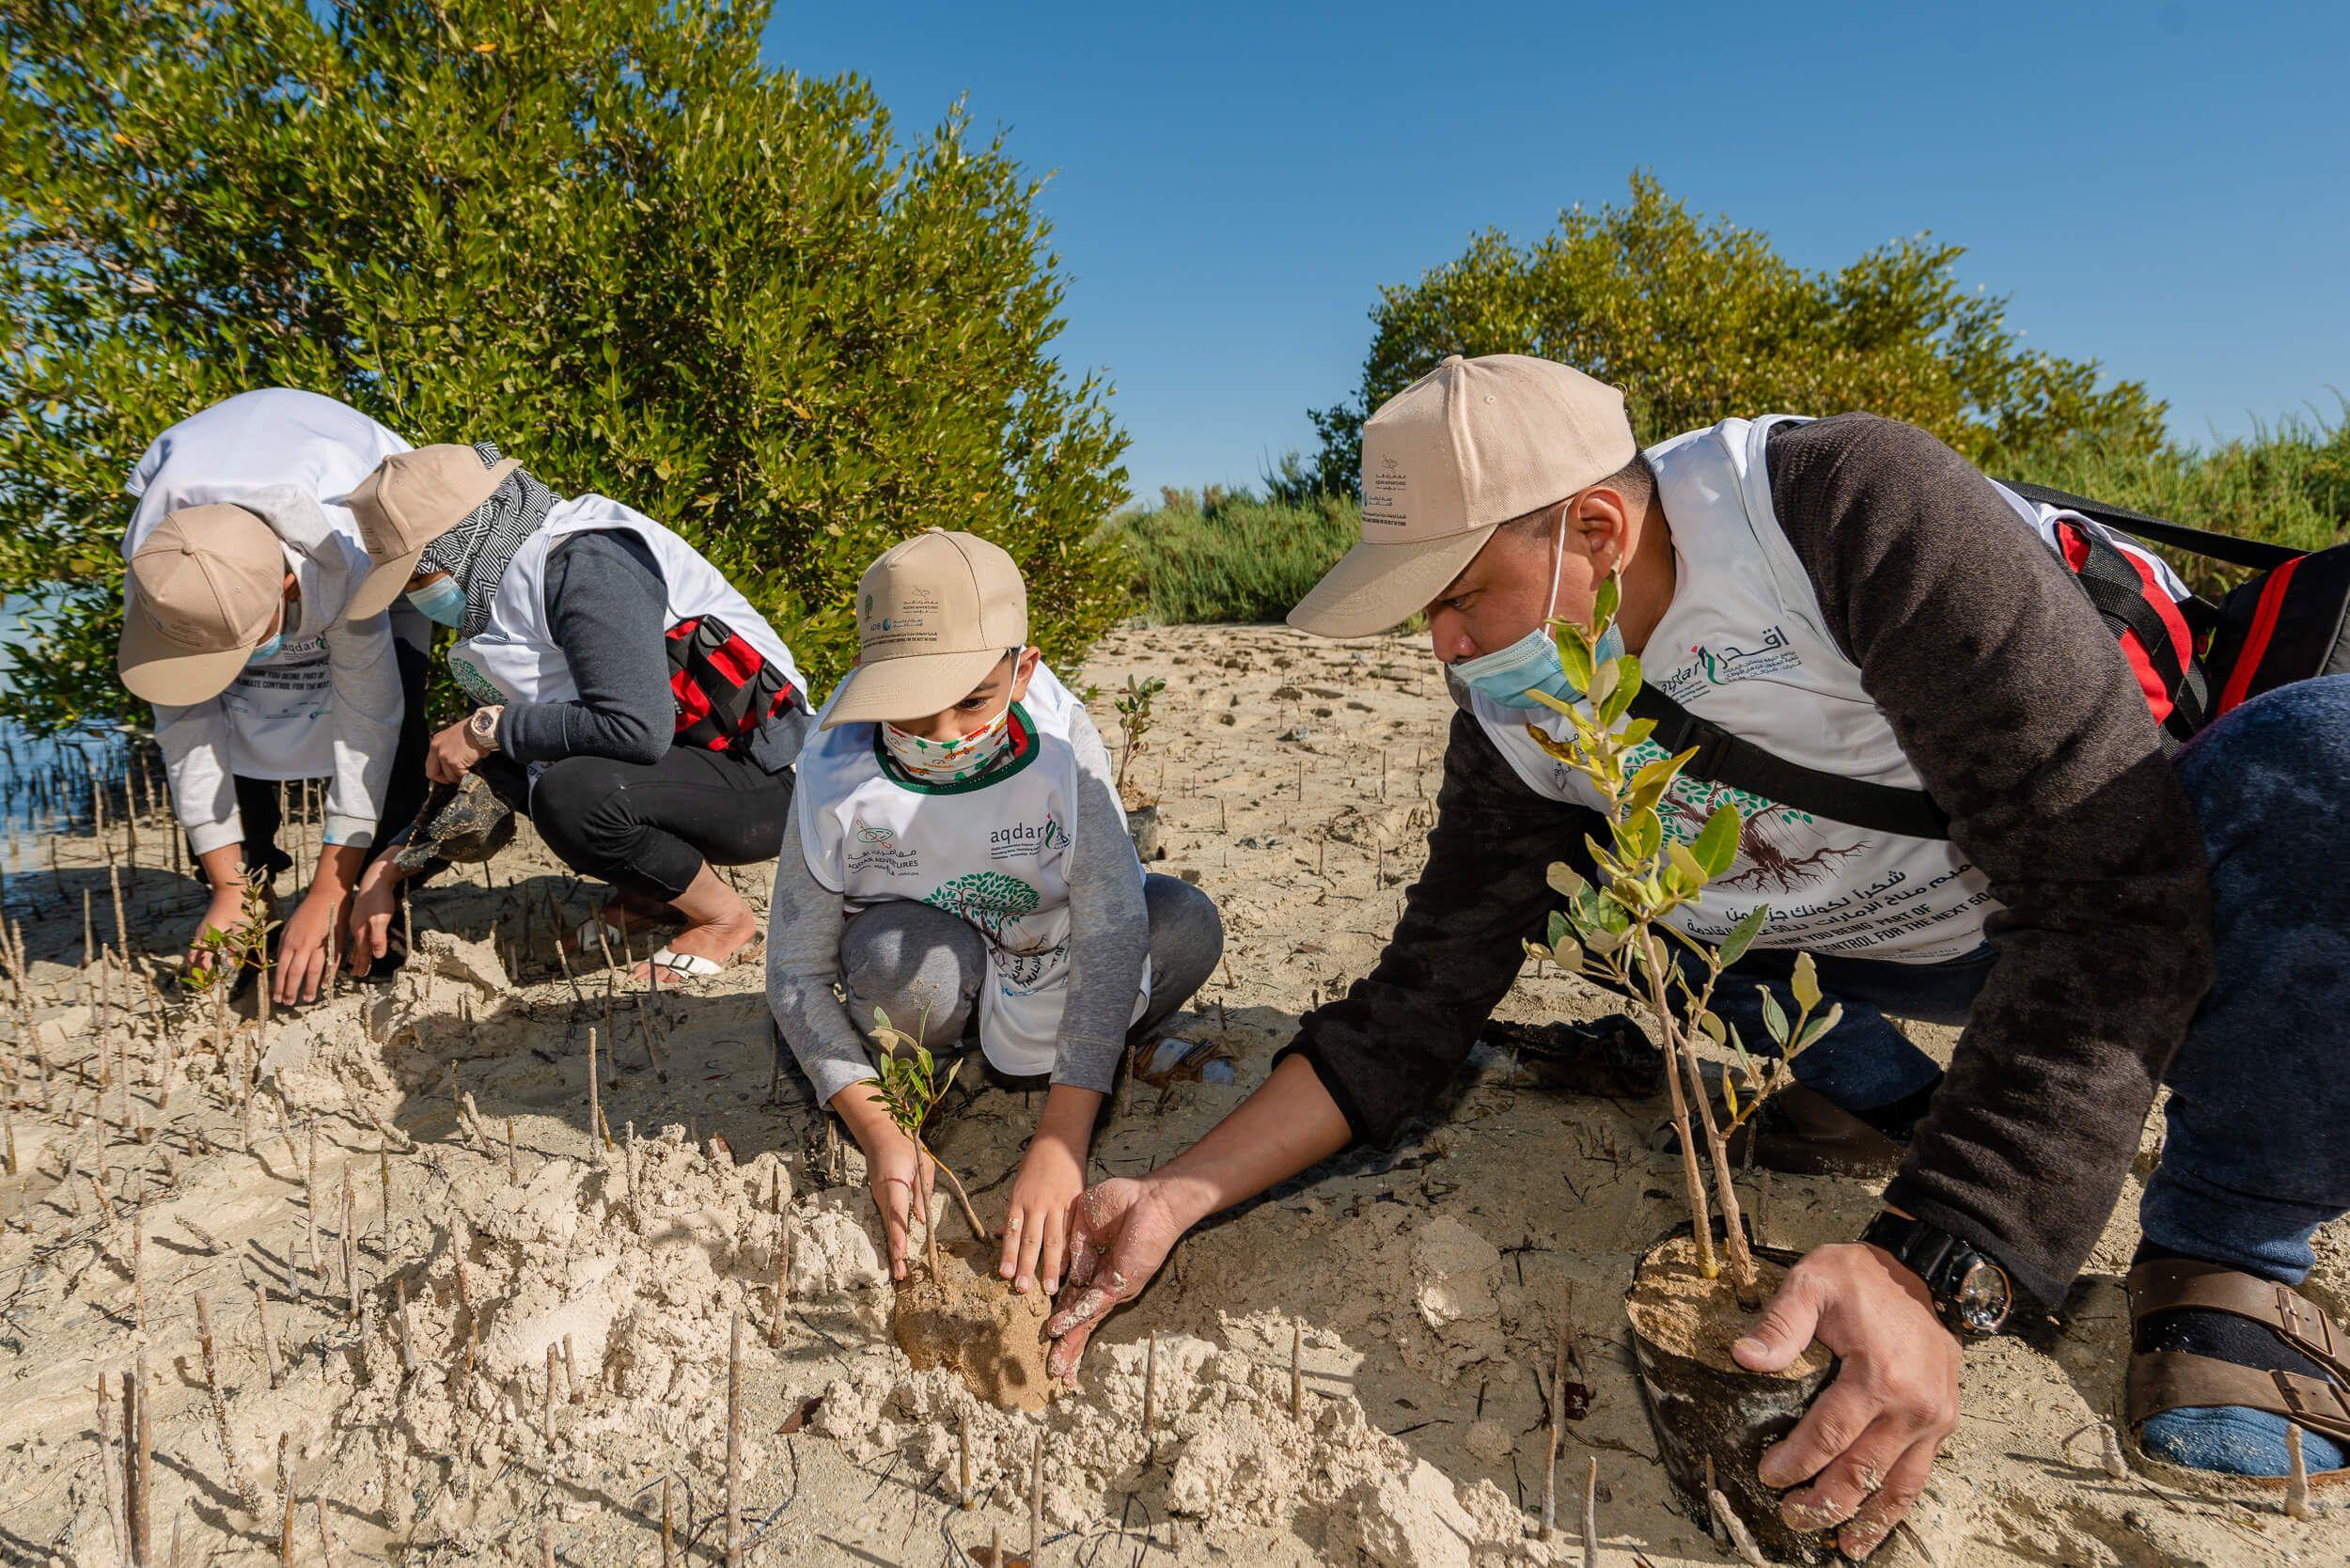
left=1731, top=1241, right=1961, bottom=1560
left=833, top=1087, right=933, bottom=1280
left=1000, top=1086, right=1101, bottom=1296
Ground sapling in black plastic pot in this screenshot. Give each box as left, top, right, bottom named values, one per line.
left=1517, top=583, right=1841, bottom=1560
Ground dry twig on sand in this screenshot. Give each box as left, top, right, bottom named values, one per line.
left=195, top=1292, right=261, bottom=1513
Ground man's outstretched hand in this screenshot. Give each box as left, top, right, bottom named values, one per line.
left=1731, top=1241, right=1962, bottom=1560
left=1042, top=1176, right=1194, bottom=1383
left=1042, top=1054, right=1356, bottom=1385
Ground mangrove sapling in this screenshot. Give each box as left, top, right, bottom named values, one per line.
left=1515, top=582, right=1832, bottom=1309
left=1514, top=589, right=1841, bottom=1558
left=1112, top=675, right=1168, bottom=809
left=859, top=1009, right=987, bottom=1273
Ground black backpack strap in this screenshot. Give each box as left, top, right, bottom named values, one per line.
left=2060, top=524, right=2212, bottom=743
left=1626, top=686, right=1952, bottom=841
left=1999, top=479, right=2303, bottom=572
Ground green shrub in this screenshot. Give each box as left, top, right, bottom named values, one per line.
left=1306, top=172, right=2165, bottom=495
left=0, top=0, right=1132, bottom=731
left=2007, top=405, right=2350, bottom=599
left=1105, top=484, right=1359, bottom=625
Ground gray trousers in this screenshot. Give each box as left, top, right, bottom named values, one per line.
left=840, top=873, right=1224, bottom=1077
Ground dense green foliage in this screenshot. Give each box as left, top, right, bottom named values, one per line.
left=0, top=0, right=1130, bottom=730
left=1307, top=173, right=2164, bottom=495
left=1103, top=484, right=1358, bottom=625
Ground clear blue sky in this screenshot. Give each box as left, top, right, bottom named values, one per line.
left=764, top=1, right=2350, bottom=504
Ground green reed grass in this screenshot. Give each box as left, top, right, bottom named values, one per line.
left=2007, top=401, right=2350, bottom=598
left=1104, top=486, right=1360, bottom=625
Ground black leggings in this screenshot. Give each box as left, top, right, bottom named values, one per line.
left=481, top=744, right=795, bottom=902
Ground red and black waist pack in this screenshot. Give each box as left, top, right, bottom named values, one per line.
left=666, top=614, right=801, bottom=752
left=2005, top=479, right=2350, bottom=748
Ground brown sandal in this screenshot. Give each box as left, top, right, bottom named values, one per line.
left=2125, top=1257, right=2350, bottom=1487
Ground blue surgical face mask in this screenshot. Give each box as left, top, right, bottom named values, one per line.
left=245, top=601, right=290, bottom=665
left=1452, top=516, right=1626, bottom=709
left=407, top=575, right=466, bottom=627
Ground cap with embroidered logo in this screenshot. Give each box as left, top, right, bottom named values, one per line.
left=823, top=528, right=1029, bottom=727
left=341, top=443, right=519, bottom=619
left=1288, top=353, right=1635, bottom=638
left=118, top=504, right=290, bottom=705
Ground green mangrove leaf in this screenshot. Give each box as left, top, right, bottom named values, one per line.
left=1693, top=804, right=1741, bottom=878
left=1716, top=904, right=1770, bottom=968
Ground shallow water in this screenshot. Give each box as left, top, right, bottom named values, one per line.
left=0, top=590, right=143, bottom=918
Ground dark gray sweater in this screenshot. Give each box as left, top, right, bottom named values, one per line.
left=494, top=530, right=676, bottom=765
left=1278, top=414, right=2215, bottom=1309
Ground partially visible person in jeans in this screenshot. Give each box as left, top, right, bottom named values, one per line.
left=337, top=442, right=809, bottom=982
left=119, top=387, right=427, bottom=1005
left=768, top=529, right=1223, bottom=1299
left=1042, top=354, right=2350, bottom=1558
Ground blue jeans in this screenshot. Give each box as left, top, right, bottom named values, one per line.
left=1720, top=675, right=2350, bottom=1286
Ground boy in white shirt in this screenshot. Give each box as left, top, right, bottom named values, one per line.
left=770, top=529, right=1223, bottom=1296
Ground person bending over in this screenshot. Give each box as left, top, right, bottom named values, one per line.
left=769, top=529, right=1224, bottom=1295
left=1043, top=354, right=2350, bottom=1557
left=118, top=388, right=427, bottom=1004
left=340, top=442, right=809, bottom=981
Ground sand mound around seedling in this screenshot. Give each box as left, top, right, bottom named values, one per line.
left=893, top=1238, right=1056, bottom=1411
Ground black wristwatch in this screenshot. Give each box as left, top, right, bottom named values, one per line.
left=1860, top=1212, right=2014, bottom=1337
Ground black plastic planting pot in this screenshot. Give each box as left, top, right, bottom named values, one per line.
left=1125, top=804, right=1161, bottom=862
left=1625, top=1222, right=1838, bottom=1564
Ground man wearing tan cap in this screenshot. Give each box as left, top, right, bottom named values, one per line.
left=337, top=441, right=811, bottom=983
left=770, top=528, right=1223, bottom=1294
left=120, top=387, right=427, bottom=1004
left=1045, top=354, right=2350, bottom=1538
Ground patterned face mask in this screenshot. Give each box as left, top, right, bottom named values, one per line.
left=882, top=699, right=1015, bottom=783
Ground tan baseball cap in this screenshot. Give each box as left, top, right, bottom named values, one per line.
left=118, top=505, right=290, bottom=705
left=342, top=444, right=519, bottom=619
left=823, top=528, right=1029, bottom=728
left=1288, top=353, right=1637, bottom=638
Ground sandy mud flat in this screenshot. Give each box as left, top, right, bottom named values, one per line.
left=0, top=622, right=2338, bottom=1566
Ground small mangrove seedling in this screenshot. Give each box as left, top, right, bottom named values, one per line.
left=1113, top=674, right=1168, bottom=808
left=1515, top=590, right=1850, bottom=1560
left=858, top=1009, right=987, bottom=1276
left=184, top=881, right=274, bottom=995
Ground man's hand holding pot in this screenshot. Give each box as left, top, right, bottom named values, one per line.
left=1731, top=1241, right=1961, bottom=1560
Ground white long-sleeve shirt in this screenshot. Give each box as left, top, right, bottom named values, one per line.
left=124, top=389, right=413, bottom=854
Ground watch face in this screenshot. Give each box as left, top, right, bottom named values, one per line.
left=1953, top=1258, right=2013, bottom=1333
